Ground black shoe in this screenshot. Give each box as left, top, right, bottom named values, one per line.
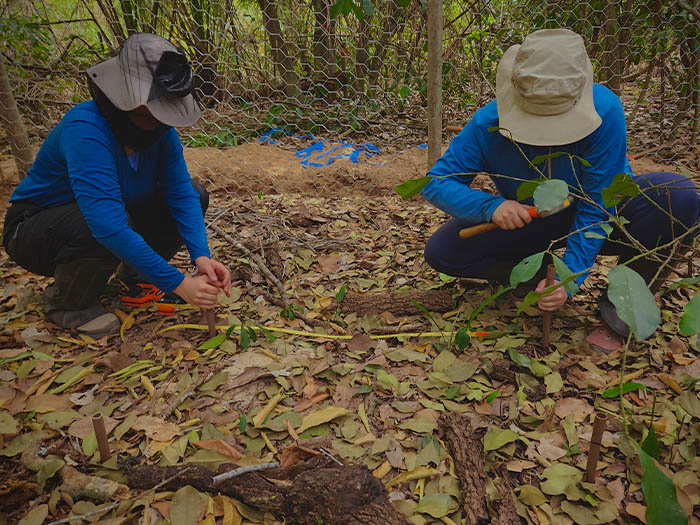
left=598, top=296, right=630, bottom=338
left=43, top=259, right=120, bottom=337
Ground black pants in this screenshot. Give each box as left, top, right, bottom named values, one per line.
left=424, top=172, right=700, bottom=280
left=3, top=180, right=209, bottom=277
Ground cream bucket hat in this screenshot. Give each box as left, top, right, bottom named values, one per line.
left=496, top=28, right=602, bottom=146
left=87, top=33, right=201, bottom=127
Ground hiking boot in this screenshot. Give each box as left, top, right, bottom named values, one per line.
left=43, top=259, right=120, bottom=338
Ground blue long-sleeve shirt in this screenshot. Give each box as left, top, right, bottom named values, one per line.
left=10, top=100, right=210, bottom=292
left=422, top=83, right=633, bottom=287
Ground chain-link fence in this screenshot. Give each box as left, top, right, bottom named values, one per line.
left=1, top=0, right=699, bottom=195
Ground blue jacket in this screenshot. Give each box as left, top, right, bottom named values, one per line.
left=10, top=100, right=209, bottom=292
left=422, top=83, right=633, bottom=286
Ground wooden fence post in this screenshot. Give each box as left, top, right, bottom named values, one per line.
left=0, top=56, right=33, bottom=181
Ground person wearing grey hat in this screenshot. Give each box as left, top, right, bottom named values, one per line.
left=2, top=33, right=230, bottom=337
left=422, top=28, right=700, bottom=338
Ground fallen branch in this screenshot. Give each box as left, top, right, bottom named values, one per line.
left=127, top=456, right=410, bottom=525
left=340, top=289, right=454, bottom=316
left=46, top=466, right=193, bottom=525
left=438, top=413, right=519, bottom=525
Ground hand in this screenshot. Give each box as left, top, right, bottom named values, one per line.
left=491, top=200, right=533, bottom=230
left=195, top=256, right=231, bottom=297
left=535, top=278, right=568, bottom=311
left=173, top=275, right=221, bottom=308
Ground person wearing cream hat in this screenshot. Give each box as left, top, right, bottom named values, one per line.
left=3, top=33, right=231, bottom=337
left=422, top=29, right=699, bottom=337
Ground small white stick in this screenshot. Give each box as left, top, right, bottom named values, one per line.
left=212, top=462, right=280, bottom=484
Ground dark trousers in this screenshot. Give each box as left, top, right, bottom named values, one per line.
left=3, top=180, right=209, bottom=278
left=424, top=172, right=700, bottom=280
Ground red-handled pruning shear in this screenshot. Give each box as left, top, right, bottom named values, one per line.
left=120, top=283, right=165, bottom=307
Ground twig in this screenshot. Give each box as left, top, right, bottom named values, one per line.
left=318, top=448, right=343, bottom=466
left=212, top=462, right=280, bottom=484
left=585, top=413, right=607, bottom=483
left=160, top=363, right=225, bottom=418
left=211, top=224, right=289, bottom=309
left=46, top=466, right=193, bottom=525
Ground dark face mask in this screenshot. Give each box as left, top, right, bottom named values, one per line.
left=88, top=78, right=169, bottom=152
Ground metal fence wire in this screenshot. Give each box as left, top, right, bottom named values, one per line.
left=0, top=0, right=699, bottom=195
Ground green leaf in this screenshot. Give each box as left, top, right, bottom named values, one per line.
left=170, top=486, right=208, bottom=525
left=608, top=266, right=660, bottom=340
left=37, top=457, right=64, bottom=488
left=238, top=414, right=247, bottom=433
left=18, top=504, right=49, bottom=525
left=602, top=382, right=650, bottom=398
left=376, top=369, right=399, bottom=391
left=0, top=411, right=17, bottom=435
left=484, top=427, right=520, bottom=451
left=394, top=176, right=432, bottom=200
left=240, top=328, right=250, bottom=349
left=82, top=432, right=97, bottom=456
left=415, top=493, right=457, bottom=518
left=362, top=0, right=375, bottom=16
left=330, top=0, right=346, bottom=18
left=486, top=390, right=499, bottom=403
left=509, top=348, right=532, bottom=368
left=642, top=425, right=660, bottom=460
left=531, top=151, right=567, bottom=166
left=637, top=446, right=688, bottom=525
left=668, top=276, right=700, bottom=291
left=516, top=177, right=547, bottom=201
left=545, top=372, right=563, bottom=394
left=552, top=254, right=579, bottom=295
left=336, top=283, right=348, bottom=302
left=510, top=251, right=545, bottom=287
left=584, top=232, right=607, bottom=239
left=533, top=179, right=569, bottom=213
left=601, top=173, right=640, bottom=208
left=453, top=328, right=470, bottom=350
left=198, top=333, right=227, bottom=350
left=679, top=293, right=700, bottom=336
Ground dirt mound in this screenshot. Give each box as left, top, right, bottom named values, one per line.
left=185, top=142, right=429, bottom=197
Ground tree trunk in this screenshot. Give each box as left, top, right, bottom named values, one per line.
left=257, top=0, right=301, bottom=98
left=119, top=0, right=140, bottom=35
left=602, top=1, right=621, bottom=94
left=127, top=457, right=410, bottom=525
left=0, top=57, right=33, bottom=182
left=368, top=0, right=401, bottom=88
left=354, top=17, right=370, bottom=93
left=427, top=0, right=443, bottom=167
left=311, top=0, right=339, bottom=95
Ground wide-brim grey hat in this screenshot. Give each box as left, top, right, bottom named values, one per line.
left=87, top=33, right=202, bottom=128
left=496, top=28, right=602, bottom=146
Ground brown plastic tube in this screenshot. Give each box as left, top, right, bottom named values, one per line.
left=542, top=264, right=556, bottom=347
left=205, top=309, right=217, bottom=338
left=585, top=413, right=607, bottom=482
left=92, top=413, right=111, bottom=463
